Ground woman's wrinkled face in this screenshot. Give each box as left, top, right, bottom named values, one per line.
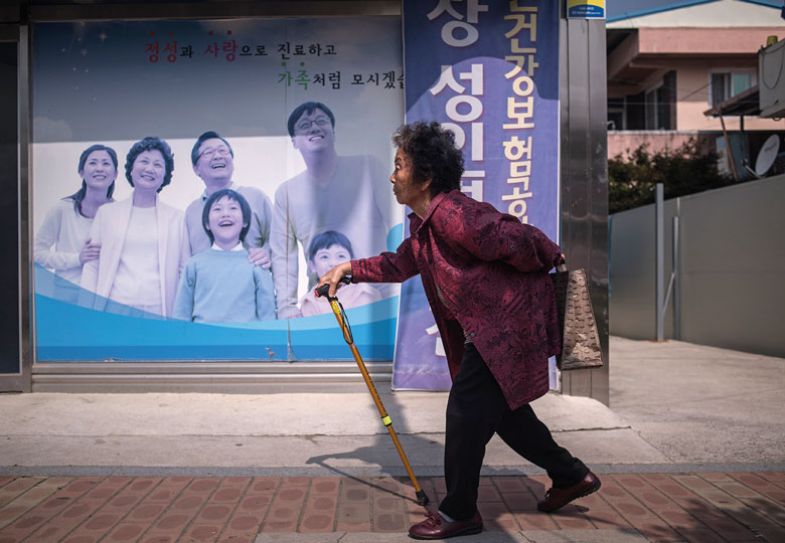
left=310, top=244, right=351, bottom=277
left=80, top=150, right=116, bottom=191
left=390, top=148, right=426, bottom=208
left=131, top=149, right=166, bottom=194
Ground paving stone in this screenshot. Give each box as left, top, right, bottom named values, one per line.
left=520, top=529, right=649, bottom=542
left=598, top=475, right=684, bottom=542
left=336, top=478, right=372, bottom=531
left=0, top=473, right=779, bottom=542
left=708, top=475, right=785, bottom=527
left=0, top=478, right=97, bottom=541
left=729, top=472, right=785, bottom=505
left=672, top=473, right=785, bottom=542
left=493, top=475, right=529, bottom=493
left=578, top=491, right=634, bottom=530
left=145, top=477, right=192, bottom=502
left=616, top=473, right=722, bottom=542
left=642, top=474, right=754, bottom=542
left=103, top=522, right=147, bottom=542
left=299, top=476, right=339, bottom=533
left=220, top=478, right=276, bottom=541
left=24, top=499, right=106, bottom=541
left=479, top=482, right=503, bottom=502
left=61, top=534, right=102, bottom=543
left=138, top=535, right=177, bottom=543
left=0, top=478, right=45, bottom=508
left=184, top=523, right=222, bottom=542
left=260, top=478, right=308, bottom=533
left=549, top=508, right=596, bottom=531
left=0, top=478, right=67, bottom=530
left=478, top=500, right=521, bottom=532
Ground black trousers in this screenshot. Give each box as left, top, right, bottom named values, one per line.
left=439, top=343, right=589, bottom=520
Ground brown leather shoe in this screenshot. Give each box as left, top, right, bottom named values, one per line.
left=538, top=472, right=601, bottom=513
left=408, top=510, right=483, bottom=540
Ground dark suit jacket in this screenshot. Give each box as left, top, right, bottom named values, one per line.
left=351, top=190, right=562, bottom=410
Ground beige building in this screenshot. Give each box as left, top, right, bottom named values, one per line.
left=606, top=0, right=783, bottom=166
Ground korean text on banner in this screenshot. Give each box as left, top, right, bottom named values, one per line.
left=396, top=0, right=559, bottom=390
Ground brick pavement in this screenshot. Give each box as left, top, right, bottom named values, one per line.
left=0, top=472, right=784, bottom=542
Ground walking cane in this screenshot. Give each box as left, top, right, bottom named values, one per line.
left=315, top=278, right=430, bottom=506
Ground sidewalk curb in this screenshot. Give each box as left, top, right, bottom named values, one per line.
left=3, top=462, right=785, bottom=477
left=253, top=529, right=650, bottom=542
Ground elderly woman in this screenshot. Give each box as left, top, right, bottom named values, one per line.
left=318, top=122, right=600, bottom=540
left=34, top=144, right=117, bottom=297
left=80, top=137, right=189, bottom=317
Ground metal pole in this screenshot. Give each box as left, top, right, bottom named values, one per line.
left=719, top=114, right=740, bottom=183
left=672, top=213, right=680, bottom=340
left=655, top=183, right=665, bottom=342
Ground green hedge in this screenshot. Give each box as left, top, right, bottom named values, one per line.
left=609, top=139, right=733, bottom=214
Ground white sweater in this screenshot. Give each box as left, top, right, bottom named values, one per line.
left=33, top=199, right=92, bottom=284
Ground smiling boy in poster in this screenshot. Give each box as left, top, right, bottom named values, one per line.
left=174, top=188, right=276, bottom=323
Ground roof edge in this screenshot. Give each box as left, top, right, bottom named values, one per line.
left=607, top=0, right=781, bottom=24
left=607, top=0, right=715, bottom=23
left=739, top=0, right=783, bottom=8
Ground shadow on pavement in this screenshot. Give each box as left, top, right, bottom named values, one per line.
left=305, top=392, right=538, bottom=541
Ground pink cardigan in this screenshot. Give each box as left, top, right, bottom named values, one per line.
left=351, top=190, right=562, bottom=409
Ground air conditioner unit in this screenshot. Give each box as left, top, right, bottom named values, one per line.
left=759, top=39, right=785, bottom=118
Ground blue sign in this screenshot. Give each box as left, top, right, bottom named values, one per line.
left=567, top=0, right=606, bottom=20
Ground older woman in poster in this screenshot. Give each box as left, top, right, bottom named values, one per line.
left=34, top=144, right=117, bottom=299
left=80, top=137, right=189, bottom=317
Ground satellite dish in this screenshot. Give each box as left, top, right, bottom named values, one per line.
left=755, top=134, right=780, bottom=177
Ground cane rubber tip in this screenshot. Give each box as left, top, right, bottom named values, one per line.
left=415, top=490, right=429, bottom=506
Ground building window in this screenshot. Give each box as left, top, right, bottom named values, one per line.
left=643, top=71, right=676, bottom=130
left=616, top=71, right=676, bottom=131
left=607, top=98, right=625, bottom=130
left=710, top=71, right=756, bottom=106
left=644, top=85, right=661, bottom=130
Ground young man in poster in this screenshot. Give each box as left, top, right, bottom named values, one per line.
left=270, top=102, right=394, bottom=319
left=185, top=131, right=274, bottom=267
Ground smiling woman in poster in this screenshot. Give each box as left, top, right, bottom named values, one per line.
left=34, top=144, right=118, bottom=299
left=80, top=137, right=189, bottom=317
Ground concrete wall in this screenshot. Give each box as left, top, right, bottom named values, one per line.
left=608, top=131, right=702, bottom=158
left=610, top=174, right=785, bottom=358
left=674, top=59, right=779, bottom=132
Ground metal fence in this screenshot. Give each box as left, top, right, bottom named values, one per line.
left=609, top=174, right=785, bottom=358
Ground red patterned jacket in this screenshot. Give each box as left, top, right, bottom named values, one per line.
left=351, top=190, right=562, bottom=410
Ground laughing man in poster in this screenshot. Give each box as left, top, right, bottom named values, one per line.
left=184, top=131, right=274, bottom=266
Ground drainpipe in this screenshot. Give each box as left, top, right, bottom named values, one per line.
left=655, top=183, right=665, bottom=342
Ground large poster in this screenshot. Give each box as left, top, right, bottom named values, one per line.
left=396, top=0, right=560, bottom=389
left=32, top=17, right=404, bottom=361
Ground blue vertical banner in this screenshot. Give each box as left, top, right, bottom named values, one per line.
left=395, top=0, right=560, bottom=390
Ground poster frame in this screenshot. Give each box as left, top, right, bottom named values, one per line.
left=25, top=1, right=404, bottom=391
